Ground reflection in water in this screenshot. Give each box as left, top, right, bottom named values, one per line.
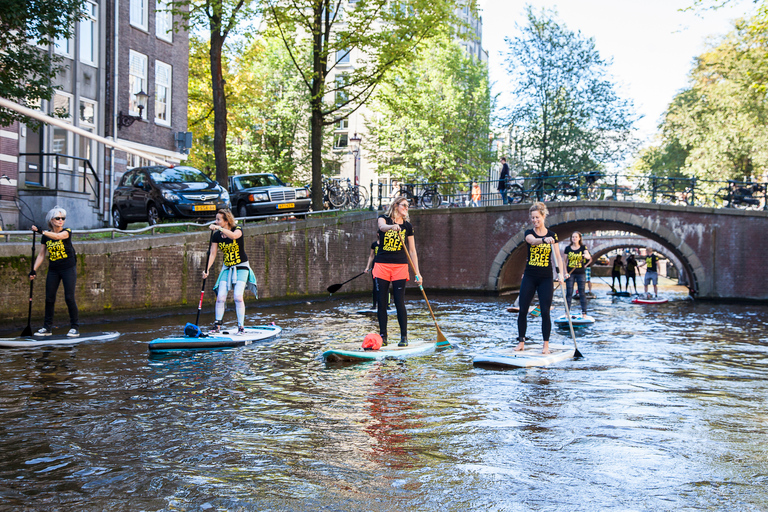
left=0, top=288, right=766, bottom=510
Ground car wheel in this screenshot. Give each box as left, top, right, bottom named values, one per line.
left=238, top=202, right=248, bottom=218
left=112, top=207, right=127, bottom=230
left=147, top=204, right=161, bottom=226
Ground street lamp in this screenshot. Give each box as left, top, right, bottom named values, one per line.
left=117, top=90, right=149, bottom=129
left=350, top=132, right=362, bottom=185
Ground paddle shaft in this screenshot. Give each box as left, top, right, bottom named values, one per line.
left=556, top=257, right=583, bottom=358
left=195, top=231, right=215, bottom=326
left=326, top=271, right=366, bottom=293
left=21, top=231, right=36, bottom=336
left=398, top=231, right=447, bottom=344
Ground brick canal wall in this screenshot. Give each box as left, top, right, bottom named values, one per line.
left=0, top=211, right=379, bottom=325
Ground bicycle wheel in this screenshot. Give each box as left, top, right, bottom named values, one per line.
left=557, top=182, right=579, bottom=201
left=540, top=183, right=557, bottom=202
left=421, top=192, right=442, bottom=208
left=356, top=186, right=368, bottom=209
left=712, top=188, right=729, bottom=208
left=508, top=184, right=525, bottom=204
left=327, top=185, right=347, bottom=209
left=656, top=183, right=677, bottom=204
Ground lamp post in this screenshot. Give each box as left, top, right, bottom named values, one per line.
left=117, top=90, right=149, bottom=129
left=350, top=132, right=362, bottom=186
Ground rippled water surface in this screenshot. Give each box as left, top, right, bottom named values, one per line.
left=1, top=286, right=767, bottom=511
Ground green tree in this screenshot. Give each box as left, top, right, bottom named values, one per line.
left=0, top=0, right=85, bottom=126
left=265, top=0, right=467, bottom=210
left=504, top=6, right=637, bottom=178
left=365, top=36, right=493, bottom=183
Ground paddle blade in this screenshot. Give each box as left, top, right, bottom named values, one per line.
left=326, top=283, right=342, bottom=294
left=20, top=324, right=32, bottom=337
left=436, top=328, right=448, bottom=344
left=574, top=347, right=584, bottom=359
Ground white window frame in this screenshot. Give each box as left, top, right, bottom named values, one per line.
left=54, top=32, right=74, bottom=58
left=155, top=0, right=173, bottom=42
left=130, top=0, right=149, bottom=31
left=154, top=60, right=172, bottom=126
left=51, top=92, right=74, bottom=168
left=79, top=1, right=98, bottom=66
left=128, top=50, right=148, bottom=115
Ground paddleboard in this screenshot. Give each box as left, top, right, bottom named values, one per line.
left=573, top=292, right=596, bottom=299
left=554, top=314, right=596, bottom=327
left=506, top=306, right=538, bottom=313
left=323, top=338, right=450, bottom=362
left=0, top=331, right=120, bottom=348
left=356, top=308, right=396, bottom=315
left=148, top=324, right=282, bottom=351
left=632, top=297, right=668, bottom=304
left=608, top=291, right=631, bottom=297
left=473, top=344, right=576, bottom=368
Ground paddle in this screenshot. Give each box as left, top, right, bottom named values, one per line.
left=187, top=231, right=215, bottom=336
left=326, top=271, right=366, bottom=294
left=555, top=257, right=583, bottom=359
left=20, top=230, right=36, bottom=337
left=398, top=231, right=448, bottom=345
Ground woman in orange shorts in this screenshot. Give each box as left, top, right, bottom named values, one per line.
left=372, top=196, right=422, bottom=347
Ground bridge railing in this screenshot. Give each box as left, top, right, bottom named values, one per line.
left=367, top=173, right=768, bottom=211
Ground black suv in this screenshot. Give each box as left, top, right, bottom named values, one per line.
left=112, top=166, right=230, bottom=229
left=229, top=173, right=311, bottom=218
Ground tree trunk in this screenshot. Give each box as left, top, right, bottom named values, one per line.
left=210, top=29, right=228, bottom=188
left=309, top=4, right=327, bottom=212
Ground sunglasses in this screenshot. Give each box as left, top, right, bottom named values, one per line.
left=53, top=217, right=66, bottom=221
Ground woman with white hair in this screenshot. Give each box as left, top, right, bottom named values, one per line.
left=29, top=206, right=79, bottom=337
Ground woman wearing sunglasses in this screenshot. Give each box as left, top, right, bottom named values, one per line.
left=29, top=206, right=79, bottom=337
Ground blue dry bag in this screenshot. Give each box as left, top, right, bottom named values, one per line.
left=184, top=323, right=202, bottom=338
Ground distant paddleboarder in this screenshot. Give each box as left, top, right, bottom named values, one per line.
left=515, top=202, right=565, bottom=355
left=564, top=231, right=591, bottom=317
left=29, top=206, right=79, bottom=337
left=639, top=247, right=661, bottom=299
left=610, top=254, right=624, bottom=292
left=202, top=209, right=257, bottom=335
left=625, top=253, right=639, bottom=294
left=372, top=196, right=422, bottom=347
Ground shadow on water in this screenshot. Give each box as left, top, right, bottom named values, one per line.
left=0, top=284, right=767, bottom=510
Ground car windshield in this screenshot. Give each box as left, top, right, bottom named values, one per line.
left=151, top=167, right=214, bottom=184
left=235, top=174, right=284, bottom=189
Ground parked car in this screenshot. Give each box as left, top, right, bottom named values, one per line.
left=229, top=173, right=311, bottom=218
left=112, top=166, right=230, bottom=229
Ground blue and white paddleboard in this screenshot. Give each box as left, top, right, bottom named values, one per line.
left=148, top=324, right=282, bottom=351
left=323, top=338, right=450, bottom=362
left=554, top=314, right=596, bottom=328
left=0, top=331, right=120, bottom=348
left=356, top=308, right=396, bottom=315
left=632, top=297, right=668, bottom=304
left=473, top=344, right=575, bottom=368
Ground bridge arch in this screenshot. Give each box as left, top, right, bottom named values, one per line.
left=489, top=210, right=704, bottom=294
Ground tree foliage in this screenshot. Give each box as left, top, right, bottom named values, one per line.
left=365, top=36, right=493, bottom=183
left=0, top=0, right=84, bottom=126
left=503, top=6, right=637, bottom=178
left=641, top=8, right=768, bottom=182
left=265, top=0, right=467, bottom=210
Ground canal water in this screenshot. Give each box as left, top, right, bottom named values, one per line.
left=1, top=285, right=767, bottom=511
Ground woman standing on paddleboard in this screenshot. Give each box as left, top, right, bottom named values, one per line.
left=202, top=209, right=257, bottom=334
left=625, top=253, right=639, bottom=294
left=564, top=231, right=591, bottom=317
left=373, top=196, right=422, bottom=347
left=516, top=202, right=565, bottom=355
left=29, top=206, right=79, bottom=337
left=611, top=254, right=624, bottom=292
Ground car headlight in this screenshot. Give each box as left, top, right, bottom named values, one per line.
left=219, top=189, right=230, bottom=202
left=295, top=188, right=309, bottom=199
left=162, top=190, right=181, bottom=202
left=248, top=192, right=269, bottom=202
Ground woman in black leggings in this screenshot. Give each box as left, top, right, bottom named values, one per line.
left=516, top=202, right=565, bottom=354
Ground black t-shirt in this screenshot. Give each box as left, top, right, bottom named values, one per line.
left=370, top=241, right=379, bottom=255
left=213, top=226, right=248, bottom=267
left=374, top=215, right=413, bottom=265
left=645, top=254, right=659, bottom=273
left=42, top=228, right=76, bottom=270
left=626, top=257, right=638, bottom=276
left=565, top=245, right=587, bottom=274
left=524, top=228, right=557, bottom=277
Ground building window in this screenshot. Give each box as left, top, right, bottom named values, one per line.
left=130, top=0, right=148, bottom=30
left=54, top=32, right=73, bottom=58
left=337, top=118, right=348, bottom=130
left=156, top=0, right=173, bottom=42
left=52, top=93, right=73, bottom=166
left=79, top=1, right=98, bottom=65
left=129, top=50, right=148, bottom=115
left=336, top=48, right=350, bottom=65
left=335, top=74, right=348, bottom=107
left=79, top=99, right=97, bottom=162
left=155, top=60, right=172, bottom=125
left=334, top=133, right=348, bottom=149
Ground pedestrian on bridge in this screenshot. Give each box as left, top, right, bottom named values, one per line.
left=471, top=181, right=482, bottom=207
left=498, top=157, right=510, bottom=205
left=515, top=202, right=565, bottom=355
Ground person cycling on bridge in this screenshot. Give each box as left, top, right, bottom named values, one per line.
left=515, top=202, right=565, bottom=355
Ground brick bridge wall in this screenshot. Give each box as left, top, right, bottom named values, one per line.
left=0, top=202, right=764, bottom=326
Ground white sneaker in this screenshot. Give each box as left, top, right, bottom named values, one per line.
left=35, top=327, right=52, bottom=336
left=66, top=329, right=80, bottom=338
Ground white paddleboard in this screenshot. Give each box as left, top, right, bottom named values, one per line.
left=149, top=324, right=282, bottom=351
left=554, top=314, right=596, bottom=327
left=473, top=344, right=576, bottom=368
left=0, top=331, right=120, bottom=348
left=632, top=297, right=668, bottom=304
left=323, top=338, right=450, bottom=362
left=356, top=308, right=396, bottom=315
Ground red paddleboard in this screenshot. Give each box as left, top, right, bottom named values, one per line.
left=632, top=297, right=668, bottom=304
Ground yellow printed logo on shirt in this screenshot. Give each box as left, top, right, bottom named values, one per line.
left=382, top=230, right=404, bottom=253
left=46, top=239, right=68, bottom=262
left=529, top=243, right=551, bottom=267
